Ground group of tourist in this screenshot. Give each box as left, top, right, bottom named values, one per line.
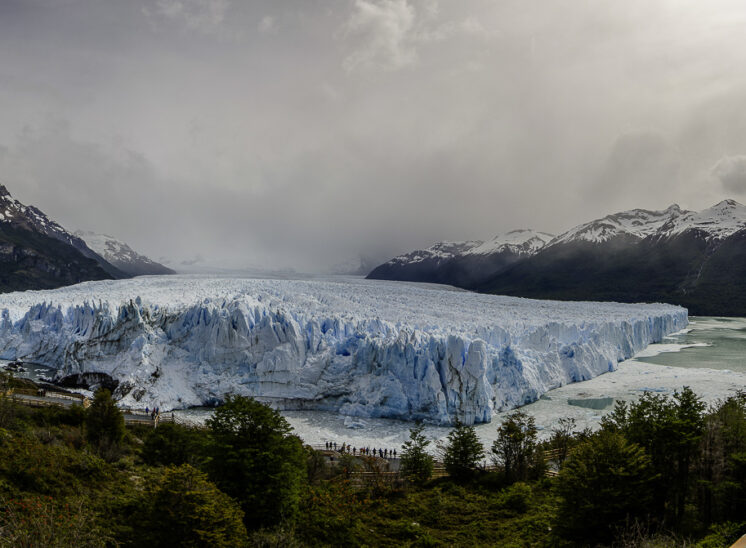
left=325, top=441, right=397, bottom=459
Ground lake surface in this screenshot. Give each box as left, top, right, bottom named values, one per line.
left=635, top=316, right=746, bottom=372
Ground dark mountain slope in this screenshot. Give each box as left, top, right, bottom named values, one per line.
left=478, top=229, right=742, bottom=315
left=0, top=223, right=114, bottom=292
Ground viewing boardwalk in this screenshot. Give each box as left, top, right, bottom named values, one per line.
left=7, top=388, right=175, bottom=427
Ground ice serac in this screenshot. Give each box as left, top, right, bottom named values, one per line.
left=0, top=276, right=687, bottom=425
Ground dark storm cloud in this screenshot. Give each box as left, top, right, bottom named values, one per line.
left=1, top=0, right=746, bottom=270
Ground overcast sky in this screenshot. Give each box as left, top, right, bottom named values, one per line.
left=1, top=0, right=746, bottom=271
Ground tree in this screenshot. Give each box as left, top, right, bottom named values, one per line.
left=697, top=391, right=746, bottom=525
left=206, top=395, right=306, bottom=530
left=142, top=422, right=209, bottom=467
left=555, top=430, right=657, bottom=544
left=399, top=424, right=434, bottom=484
left=442, top=420, right=484, bottom=482
left=491, top=411, right=539, bottom=484
left=137, top=464, right=247, bottom=548
left=669, top=386, right=706, bottom=522
left=84, top=389, right=125, bottom=457
left=602, top=387, right=705, bottom=525
left=549, top=417, right=576, bottom=466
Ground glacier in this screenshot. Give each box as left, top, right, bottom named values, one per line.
left=0, top=275, right=687, bottom=425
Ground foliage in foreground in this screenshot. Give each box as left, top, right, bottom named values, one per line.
left=0, top=385, right=742, bottom=547
left=206, top=394, right=306, bottom=531
left=135, top=464, right=247, bottom=547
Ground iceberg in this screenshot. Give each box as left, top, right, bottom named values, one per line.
left=0, top=276, right=687, bottom=425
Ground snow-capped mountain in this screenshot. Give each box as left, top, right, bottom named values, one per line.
left=482, top=199, right=746, bottom=315
left=549, top=200, right=746, bottom=247
left=384, top=240, right=483, bottom=266
left=0, top=184, right=126, bottom=291
left=75, top=231, right=175, bottom=277
left=657, top=199, right=746, bottom=241
left=367, top=229, right=553, bottom=288
left=0, top=184, right=121, bottom=274
left=466, top=229, right=555, bottom=256
left=369, top=200, right=746, bottom=315
left=548, top=204, right=688, bottom=246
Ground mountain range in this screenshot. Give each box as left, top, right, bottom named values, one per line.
left=0, top=184, right=173, bottom=292
left=367, top=200, right=746, bottom=316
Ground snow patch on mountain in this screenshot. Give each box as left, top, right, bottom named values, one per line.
left=0, top=184, right=85, bottom=250
left=465, top=229, right=555, bottom=256
left=550, top=204, right=687, bottom=246
left=75, top=231, right=174, bottom=276
left=380, top=229, right=554, bottom=269
left=386, top=241, right=482, bottom=265
left=658, top=199, right=746, bottom=241
left=0, top=276, right=687, bottom=424
left=550, top=200, right=746, bottom=247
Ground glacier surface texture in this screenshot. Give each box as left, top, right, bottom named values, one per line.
left=0, top=276, right=687, bottom=424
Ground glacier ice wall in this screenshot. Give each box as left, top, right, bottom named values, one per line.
left=0, top=276, right=688, bottom=425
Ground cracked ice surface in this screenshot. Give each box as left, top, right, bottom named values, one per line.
left=0, top=275, right=687, bottom=424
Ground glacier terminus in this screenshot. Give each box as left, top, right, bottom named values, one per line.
left=0, top=276, right=687, bottom=425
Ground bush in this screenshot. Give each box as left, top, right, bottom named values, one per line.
left=142, top=422, right=208, bottom=467
left=85, top=389, right=125, bottom=457
left=136, top=464, right=248, bottom=547
left=696, top=521, right=746, bottom=548
left=502, top=482, right=532, bottom=514
left=0, top=495, right=112, bottom=548
left=0, top=433, right=109, bottom=497
left=297, top=482, right=369, bottom=545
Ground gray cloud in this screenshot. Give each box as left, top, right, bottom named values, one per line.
left=591, top=130, right=681, bottom=208
left=712, top=155, right=746, bottom=193
left=143, top=0, right=230, bottom=34
left=342, top=0, right=417, bottom=72
left=0, top=0, right=745, bottom=271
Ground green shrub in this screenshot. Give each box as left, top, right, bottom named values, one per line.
left=136, top=464, right=248, bottom=547
left=0, top=433, right=109, bottom=497
left=502, top=482, right=532, bottom=514
left=696, top=521, right=746, bottom=548
left=0, top=495, right=112, bottom=548
left=142, top=422, right=208, bottom=467
left=85, top=389, right=125, bottom=458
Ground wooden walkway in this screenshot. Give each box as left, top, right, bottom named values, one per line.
left=313, top=444, right=567, bottom=481
left=6, top=389, right=174, bottom=427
